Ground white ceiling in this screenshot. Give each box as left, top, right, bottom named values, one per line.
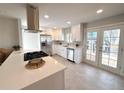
left=0, top=3, right=124, bottom=28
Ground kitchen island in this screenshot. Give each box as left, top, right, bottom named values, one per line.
left=0, top=50, right=66, bottom=90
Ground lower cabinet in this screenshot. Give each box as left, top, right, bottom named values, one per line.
left=74, top=48, right=83, bottom=64
left=52, top=44, right=83, bottom=63
left=52, top=44, right=67, bottom=58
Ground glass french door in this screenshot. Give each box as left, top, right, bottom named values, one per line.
left=98, top=29, right=121, bottom=73
left=85, top=31, right=98, bottom=65
left=85, top=27, right=122, bottom=74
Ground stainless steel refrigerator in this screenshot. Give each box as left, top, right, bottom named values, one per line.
left=40, top=34, right=52, bottom=55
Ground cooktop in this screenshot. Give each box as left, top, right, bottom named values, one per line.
left=24, top=51, right=48, bottom=61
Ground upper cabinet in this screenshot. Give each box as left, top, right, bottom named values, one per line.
left=52, top=28, right=63, bottom=40
left=62, top=28, right=71, bottom=43
left=40, top=23, right=86, bottom=42
left=40, top=28, right=63, bottom=41
left=41, top=29, right=53, bottom=36
left=71, top=24, right=82, bottom=42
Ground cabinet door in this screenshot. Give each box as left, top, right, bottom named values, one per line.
left=71, top=24, right=81, bottom=41
left=52, top=29, right=63, bottom=40
left=52, top=44, right=56, bottom=54
left=74, top=48, right=82, bottom=63
left=60, top=47, right=67, bottom=58
left=58, top=29, right=63, bottom=40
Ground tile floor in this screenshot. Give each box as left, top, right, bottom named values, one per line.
left=52, top=55, right=124, bottom=90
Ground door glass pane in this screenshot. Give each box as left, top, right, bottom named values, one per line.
left=110, top=52, right=118, bottom=60
left=102, top=52, right=109, bottom=59
left=110, top=46, right=119, bottom=53
left=92, top=32, right=97, bottom=38
left=86, top=54, right=90, bottom=60
left=91, top=55, right=95, bottom=61
left=111, top=29, right=120, bottom=38
left=86, top=32, right=97, bottom=62
left=104, top=30, right=111, bottom=38
left=111, top=38, right=119, bottom=45
left=91, top=49, right=96, bottom=56
left=102, top=58, right=109, bottom=65
left=87, top=32, right=92, bottom=39
left=92, top=40, right=97, bottom=54
left=87, top=40, right=92, bottom=50
left=109, top=59, right=117, bottom=68
left=86, top=49, right=90, bottom=54
left=103, top=37, right=111, bottom=53
left=103, top=38, right=111, bottom=45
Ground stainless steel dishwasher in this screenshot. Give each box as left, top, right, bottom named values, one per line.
left=67, top=48, right=75, bottom=63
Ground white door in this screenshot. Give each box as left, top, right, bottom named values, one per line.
left=85, top=25, right=123, bottom=74
left=85, top=31, right=98, bottom=66
left=98, top=28, right=121, bottom=73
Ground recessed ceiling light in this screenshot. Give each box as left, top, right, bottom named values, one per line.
left=96, top=9, right=103, bottom=14
left=44, top=14, right=49, bottom=19
left=66, top=21, right=71, bottom=24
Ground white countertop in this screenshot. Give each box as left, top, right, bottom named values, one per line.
left=54, top=44, right=83, bottom=49
left=66, top=45, right=83, bottom=49
left=0, top=50, right=66, bottom=90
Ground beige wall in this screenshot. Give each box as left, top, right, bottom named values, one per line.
left=87, top=13, right=124, bottom=28
left=0, top=16, right=19, bottom=48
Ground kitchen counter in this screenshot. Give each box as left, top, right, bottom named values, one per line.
left=0, top=50, right=66, bottom=90
left=66, top=45, right=83, bottom=49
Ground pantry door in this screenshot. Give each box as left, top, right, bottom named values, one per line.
left=98, top=27, right=122, bottom=74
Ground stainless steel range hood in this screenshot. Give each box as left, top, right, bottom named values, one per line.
left=25, top=4, right=42, bottom=33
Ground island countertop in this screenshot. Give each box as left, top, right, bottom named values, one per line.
left=0, top=50, right=66, bottom=90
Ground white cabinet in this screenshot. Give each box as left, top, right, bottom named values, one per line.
left=71, top=24, right=81, bottom=42
left=57, top=45, right=67, bottom=58
left=52, top=44, right=58, bottom=54
left=52, top=44, right=67, bottom=58
left=59, top=46, right=67, bottom=58
left=52, top=29, right=63, bottom=40
left=74, top=48, right=83, bottom=64
left=40, top=29, right=53, bottom=36
left=52, top=44, right=83, bottom=64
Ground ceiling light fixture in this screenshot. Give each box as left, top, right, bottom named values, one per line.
left=96, top=9, right=103, bottom=14
left=66, top=21, right=71, bottom=24
left=44, top=14, right=49, bottom=19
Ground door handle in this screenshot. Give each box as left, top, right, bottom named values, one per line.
left=99, top=50, right=102, bottom=52
left=99, top=47, right=103, bottom=49
left=99, top=47, right=103, bottom=52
